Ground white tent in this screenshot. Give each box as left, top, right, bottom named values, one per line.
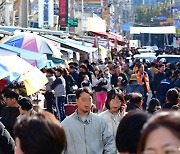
left=130, top=26, right=176, bottom=34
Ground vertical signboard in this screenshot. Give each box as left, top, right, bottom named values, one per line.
left=38, top=0, right=44, bottom=27
left=48, top=0, right=54, bottom=27
left=59, top=0, right=68, bottom=26
left=38, top=0, right=54, bottom=28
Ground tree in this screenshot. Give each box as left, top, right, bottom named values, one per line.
left=134, top=5, right=150, bottom=25
left=134, top=0, right=172, bottom=25
left=151, top=1, right=172, bottom=18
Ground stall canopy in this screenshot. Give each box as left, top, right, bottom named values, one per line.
left=59, top=46, right=73, bottom=53
left=0, top=43, right=47, bottom=69
left=130, top=26, right=176, bottom=34
left=90, top=31, right=126, bottom=46
left=46, top=55, right=65, bottom=68
left=42, top=35, right=98, bottom=53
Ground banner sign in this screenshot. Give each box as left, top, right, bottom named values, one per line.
left=38, top=0, right=54, bottom=28
left=59, top=0, right=68, bottom=26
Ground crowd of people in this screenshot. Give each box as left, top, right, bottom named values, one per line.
left=0, top=47, right=179, bottom=153
left=43, top=55, right=179, bottom=119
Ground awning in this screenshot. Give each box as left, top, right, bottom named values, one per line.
left=44, top=37, right=73, bottom=53
left=0, top=43, right=47, bottom=69
left=0, top=30, right=13, bottom=35
left=42, top=35, right=98, bottom=53
left=0, top=25, right=66, bottom=36
left=130, top=26, right=176, bottom=34
left=91, top=31, right=126, bottom=46
left=46, top=55, right=65, bottom=68
left=59, top=46, right=73, bottom=53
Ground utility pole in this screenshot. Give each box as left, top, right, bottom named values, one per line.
left=148, top=0, right=151, bottom=45
left=5, top=0, right=10, bottom=26
left=80, top=0, right=85, bottom=35
left=113, top=0, right=121, bottom=33
left=20, top=0, right=28, bottom=27
left=69, top=0, right=75, bottom=33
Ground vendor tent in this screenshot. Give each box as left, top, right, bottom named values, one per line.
left=42, top=35, right=98, bottom=53
left=90, top=31, right=126, bottom=46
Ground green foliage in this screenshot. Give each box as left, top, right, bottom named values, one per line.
left=134, top=0, right=172, bottom=25
left=152, top=1, right=172, bottom=18
left=135, top=5, right=150, bottom=24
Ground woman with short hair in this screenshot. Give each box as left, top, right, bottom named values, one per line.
left=99, top=89, right=126, bottom=137
left=14, top=111, right=66, bottom=154
left=138, top=111, right=180, bottom=154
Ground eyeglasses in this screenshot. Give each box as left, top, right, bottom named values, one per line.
left=142, top=147, right=180, bottom=154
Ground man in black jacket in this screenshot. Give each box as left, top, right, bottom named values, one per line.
left=127, top=92, right=143, bottom=112
left=77, top=64, right=92, bottom=88
left=153, top=64, right=165, bottom=97
left=111, top=65, right=128, bottom=89
left=162, top=88, right=179, bottom=109
left=0, top=90, right=20, bottom=138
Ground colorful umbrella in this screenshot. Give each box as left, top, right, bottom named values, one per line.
left=0, top=55, right=48, bottom=95
left=1, top=32, right=56, bottom=55
left=0, top=43, right=48, bottom=69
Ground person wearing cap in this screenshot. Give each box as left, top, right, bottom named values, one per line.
left=125, top=74, right=144, bottom=96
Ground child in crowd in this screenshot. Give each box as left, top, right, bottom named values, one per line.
left=117, top=77, right=124, bottom=92
left=81, top=75, right=92, bottom=90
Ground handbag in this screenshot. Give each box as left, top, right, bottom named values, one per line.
left=70, top=84, right=78, bottom=93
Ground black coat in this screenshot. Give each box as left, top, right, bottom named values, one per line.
left=153, top=72, right=165, bottom=93
left=0, top=122, right=15, bottom=154
left=0, top=107, right=19, bottom=138
left=64, top=75, right=77, bottom=94
left=111, top=73, right=128, bottom=87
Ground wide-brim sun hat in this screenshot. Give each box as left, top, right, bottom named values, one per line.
left=130, top=74, right=137, bottom=81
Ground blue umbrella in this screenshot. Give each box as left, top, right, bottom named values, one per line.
left=0, top=63, right=22, bottom=82
left=0, top=64, right=10, bottom=80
